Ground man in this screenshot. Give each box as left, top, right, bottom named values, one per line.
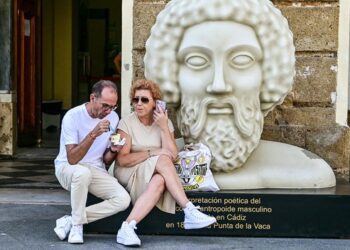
left=54, top=80, right=130, bottom=244
left=144, top=0, right=335, bottom=189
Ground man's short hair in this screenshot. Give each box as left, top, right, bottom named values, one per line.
left=144, top=0, right=295, bottom=115
left=91, top=80, right=118, bottom=98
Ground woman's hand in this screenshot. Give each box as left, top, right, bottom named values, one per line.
left=153, top=109, right=168, bottom=131
left=110, top=143, right=124, bottom=153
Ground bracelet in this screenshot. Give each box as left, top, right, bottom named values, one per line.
left=109, top=147, right=117, bottom=154
left=147, top=149, right=152, bottom=158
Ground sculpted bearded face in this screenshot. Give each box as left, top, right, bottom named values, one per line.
left=144, top=0, right=295, bottom=173
left=177, top=21, right=264, bottom=172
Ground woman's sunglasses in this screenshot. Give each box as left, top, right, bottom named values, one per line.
left=132, top=96, right=151, bottom=104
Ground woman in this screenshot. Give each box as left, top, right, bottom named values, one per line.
left=114, top=79, right=216, bottom=246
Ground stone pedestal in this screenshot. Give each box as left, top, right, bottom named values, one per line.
left=0, top=94, right=16, bottom=156
left=85, top=179, right=350, bottom=238
left=0, top=0, right=15, bottom=157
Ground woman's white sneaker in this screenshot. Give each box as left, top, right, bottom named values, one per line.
left=116, top=220, right=141, bottom=246
left=184, top=202, right=217, bottom=229
left=68, top=224, right=83, bottom=244
left=54, top=215, right=72, bottom=240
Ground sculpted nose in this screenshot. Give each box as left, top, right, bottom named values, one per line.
left=206, top=62, right=232, bottom=94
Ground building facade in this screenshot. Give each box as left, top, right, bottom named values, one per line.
left=0, top=0, right=349, bottom=179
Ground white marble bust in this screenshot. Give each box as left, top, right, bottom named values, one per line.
left=144, top=0, right=335, bottom=189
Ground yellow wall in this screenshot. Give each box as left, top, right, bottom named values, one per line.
left=42, top=0, right=72, bottom=109
left=42, top=0, right=53, bottom=101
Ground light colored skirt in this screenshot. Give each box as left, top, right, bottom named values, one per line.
left=114, top=155, right=176, bottom=214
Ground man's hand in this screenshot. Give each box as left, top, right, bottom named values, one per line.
left=67, top=120, right=110, bottom=165
left=91, top=119, right=110, bottom=138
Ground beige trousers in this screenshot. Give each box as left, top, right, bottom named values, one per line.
left=55, top=163, right=130, bottom=225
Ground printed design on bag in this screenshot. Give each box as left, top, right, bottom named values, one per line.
left=175, top=148, right=208, bottom=190
left=175, top=143, right=220, bottom=191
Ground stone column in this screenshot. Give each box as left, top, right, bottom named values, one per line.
left=0, top=0, right=16, bottom=156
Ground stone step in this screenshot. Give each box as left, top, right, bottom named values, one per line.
left=0, top=188, right=69, bottom=205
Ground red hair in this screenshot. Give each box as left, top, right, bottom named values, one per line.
left=130, top=79, right=162, bottom=100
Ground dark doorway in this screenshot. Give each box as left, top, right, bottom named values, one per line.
left=72, top=0, right=122, bottom=116
left=16, top=0, right=42, bottom=146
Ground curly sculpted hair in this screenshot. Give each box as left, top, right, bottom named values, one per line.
left=144, top=0, right=295, bottom=115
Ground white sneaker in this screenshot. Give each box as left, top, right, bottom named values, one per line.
left=116, top=220, right=141, bottom=246
left=184, top=203, right=217, bottom=229
left=54, top=215, right=72, bottom=240
left=68, top=224, right=83, bottom=244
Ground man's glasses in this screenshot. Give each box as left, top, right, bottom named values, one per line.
left=100, top=102, right=118, bottom=111
left=132, top=96, right=151, bottom=104
left=94, top=96, right=117, bottom=111
left=99, top=102, right=118, bottom=111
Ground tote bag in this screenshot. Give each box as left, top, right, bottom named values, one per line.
left=174, top=143, right=219, bottom=191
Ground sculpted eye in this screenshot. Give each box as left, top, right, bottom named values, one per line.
left=185, top=53, right=209, bottom=70
left=230, top=53, right=255, bottom=69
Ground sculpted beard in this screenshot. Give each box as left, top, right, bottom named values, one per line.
left=178, top=95, right=263, bottom=172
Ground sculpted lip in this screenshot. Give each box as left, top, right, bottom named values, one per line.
left=207, top=103, right=233, bottom=114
